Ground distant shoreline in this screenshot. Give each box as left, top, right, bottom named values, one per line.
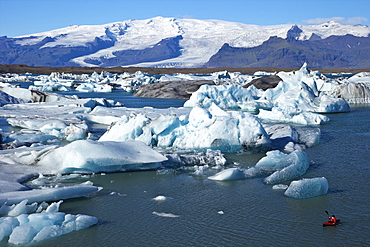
left=1, top=64, right=369, bottom=75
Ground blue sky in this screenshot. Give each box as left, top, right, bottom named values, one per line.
left=0, top=0, right=369, bottom=37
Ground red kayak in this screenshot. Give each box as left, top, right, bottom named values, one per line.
left=323, top=219, right=340, bottom=227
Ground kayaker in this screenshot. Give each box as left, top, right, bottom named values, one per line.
left=328, top=215, right=337, bottom=224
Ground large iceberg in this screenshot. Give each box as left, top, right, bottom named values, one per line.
left=36, top=140, right=168, bottom=173
left=99, top=104, right=271, bottom=153
left=184, top=64, right=350, bottom=125
left=284, top=177, right=329, bottom=199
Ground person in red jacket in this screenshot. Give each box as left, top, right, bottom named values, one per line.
left=328, top=215, right=337, bottom=224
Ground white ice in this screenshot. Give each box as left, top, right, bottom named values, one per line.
left=36, top=140, right=168, bottom=173
left=1, top=211, right=98, bottom=244
left=0, top=183, right=101, bottom=205
left=100, top=104, right=271, bottom=153
left=0, top=200, right=63, bottom=217
left=284, top=177, right=328, bottom=199
left=208, top=168, right=246, bottom=181
left=272, top=184, right=289, bottom=190
left=152, top=195, right=171, bottom=201
left=152, top=211, right=180, bottom=218
left=263, top=150, right=310, bottom=184
left=185, top=64, right=351, bottom=125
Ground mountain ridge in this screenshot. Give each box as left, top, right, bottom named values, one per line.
left=1, top=17, right=370, bottom=68
left=205, top=34, right=370, bottom=68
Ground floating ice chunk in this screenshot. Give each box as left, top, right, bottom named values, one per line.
left=255, top=150, right=288, bottom=168
left=101, top=104, right=271, bottom=153
left=45, top=200, right=63, bottom=213
left=3, top=212, right=98, bottom=244
left=0, top=203, right=15, bottom=216
left=153, top=195, right=171, bottom=201
left=36, top=140, right=167, bottom=173
left=208, top=168, right=246, bottom=181
left=264, top=150, right=310, bottom=184
left=284, top=177, right=328, bottom=199
left=0, top=91, right=24, bottom=106
left=193, top=165, right=208, bottom=176
left=163, top=149, right=226, bottom=169
left=7, top=200, right=37, bottom=217
left=184, top=84, right=262, bottom=110
left=75, top=83, right=112, bottom=93
left=5, top=133, right=59, bottom=144
left=258, top=107, right=330, bottom=125
left=152, top=211, right=180, bottom=218
left=295, top=127, right=321, bottom=148
left=8, top=225, right=36, bottom=245
left=0, top=216, right=19, bottom=241
left=0, top=184, right=101, bottom=205
left=316, top=95, right=350, bottom=113
left=272, top=184, right=289, bottom=190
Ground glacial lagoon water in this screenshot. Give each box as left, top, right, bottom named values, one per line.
left=1, top=94, right=370, bottom=246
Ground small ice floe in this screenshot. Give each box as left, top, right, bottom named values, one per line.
left=152, top=195, right=172, bottom=202
left=272, top=184, right=289, bottom=190
left=208, top=168, right=245, bottom=181
left=152, top=211, right=180, bottom=218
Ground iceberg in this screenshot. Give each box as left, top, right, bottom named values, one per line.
left=255, top=150, right=288, bottom=168
left=1, top=212, right=98, bottom=244
left=152, top=195, right=172, bottom=201
left=184, top=64, right=350, bottom=126
left=284, top=177, right=328, bottom=199
left=263, top=150, right=310, bottom=184
left=272, top=184, right=288, bottom=190
left=257, top=107, right=330, bottom=125
left=152, top=211, right=180, bottom=218
left=184, top=84, right=263, bottom=110
left=0, top=91, right=24, bottom=106
left=335, top=74, right=370, bottom=103
left=0, top=184, right=101, bottom=205
left=163, top=149, right=226, bottom=169
left=36, top=140, right=167, bottom=173
left=0, top=200, right=63, bottom=217
left=75, top=83, right=113, bottom=93
left=208, top=168, right=246, bottom=181
left=100, top=104, right=271, bottom=153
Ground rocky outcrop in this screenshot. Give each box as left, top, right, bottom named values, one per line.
left=244, top=75, right=282, bottom=90
left=134, top=80, right=214, bottom=99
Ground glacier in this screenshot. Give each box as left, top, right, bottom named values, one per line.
left=11, top=17, right=370, bottom=68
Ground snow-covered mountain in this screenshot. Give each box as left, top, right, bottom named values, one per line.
left=1, top=16, right=370, bottom=68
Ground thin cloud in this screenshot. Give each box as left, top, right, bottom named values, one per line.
left=302, top=17, right=368, bottom=25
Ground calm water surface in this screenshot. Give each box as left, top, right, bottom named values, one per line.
left=2, top=94, right=370, bottom=246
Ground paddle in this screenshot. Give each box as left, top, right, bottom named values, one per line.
left=325, top=210, right=329, bottom=216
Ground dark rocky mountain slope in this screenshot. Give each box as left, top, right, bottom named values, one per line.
left=205, top=34, right=370, bottom=69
